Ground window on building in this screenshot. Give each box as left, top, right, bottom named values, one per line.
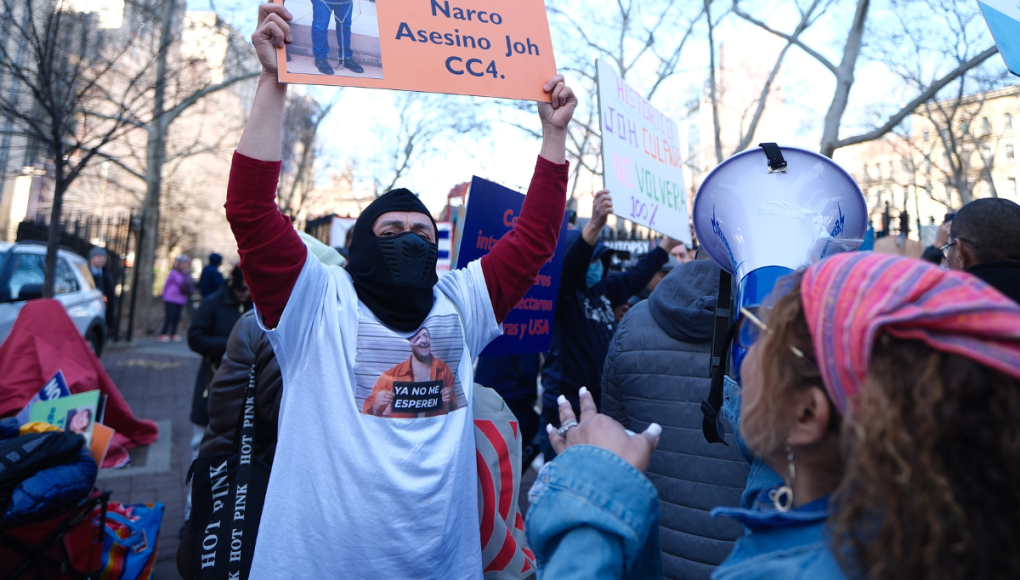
left=1008, top=144, right=1015, bottom=163
left=982, top=117, right=991, bottom=136
left=1006, top=113, right=1014, bottom=131
left=889, top=161, right=895, bottom=178
left=1010, top=178, right=1018, bottom=197
left=922, top=128, right=930, bottom=142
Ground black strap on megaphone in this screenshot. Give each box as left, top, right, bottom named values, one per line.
left=701, top=268, right=734, bottom=445
left=759, top=142, right=787, bottom=173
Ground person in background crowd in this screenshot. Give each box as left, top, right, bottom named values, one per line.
left=187, top=265, right=253, bottom=462
left=612, top=301, right=630, bottom=323
left=602, top=256, right=748, bottom=580
left=160, top=255, right=195, bottom=342
left=540, top=189, right=676, bottom=432
left=526, top=252, right=1020, bottom=580
left=474, top=353, right=542, bottom=468
left=880, top=201, right=891, bottom=238
left=897, top=208, right=910, bottom=248
left=630, top=252, right=683, bottom=307
left=224, top=6, right=576, bottom=576
left=181, top=266, right=251, bottom=524
left=88, top=247, right=116, bottom=334
left=670, top=241, right=695, bottom=264
left=920, top=213, right=953, bottom=265
left=943, top=197, right=1020, bottom=303
left=198, top=252, right=225, bottom=297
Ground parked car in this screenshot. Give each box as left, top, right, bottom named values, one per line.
left=0, top=242, right=107, bottom=356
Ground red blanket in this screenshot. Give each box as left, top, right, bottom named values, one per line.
left=0, top=299, right=158, bottom=451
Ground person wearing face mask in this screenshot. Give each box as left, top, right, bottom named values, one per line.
left=222, top=5, right=577, bottom=578
left=540, top=189, right=677, bottom=437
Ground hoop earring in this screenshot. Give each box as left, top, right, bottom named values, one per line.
left=769, top=443, right=796, bottom=512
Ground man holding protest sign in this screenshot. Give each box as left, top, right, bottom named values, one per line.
left=221, top=4, right=576, bottom=578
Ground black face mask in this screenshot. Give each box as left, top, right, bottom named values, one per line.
left=346, top=188, right=439, bottom=332
left=378, top=232, right=439, bottom=286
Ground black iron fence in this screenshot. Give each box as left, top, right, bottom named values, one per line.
left=16, top=212, right=139, bottom=342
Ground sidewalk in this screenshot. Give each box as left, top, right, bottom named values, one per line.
left=99, top=339, right=200, bottom=579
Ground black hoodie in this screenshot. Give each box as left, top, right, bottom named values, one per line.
left=540, top=230, right=668, bottom=418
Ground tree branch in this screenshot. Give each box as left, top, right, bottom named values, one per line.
left=833, top=45, right=998, bottom=150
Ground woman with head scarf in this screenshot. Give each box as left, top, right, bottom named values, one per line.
left=528, top=252, right=1020, bottom=580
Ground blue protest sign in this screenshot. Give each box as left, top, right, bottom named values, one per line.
left=978, top=0, right=1020, bottom=78
left=456, top=176, right=569, bottom=356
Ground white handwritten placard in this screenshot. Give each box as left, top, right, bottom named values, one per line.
left=596, top=59, right=691, bottom=246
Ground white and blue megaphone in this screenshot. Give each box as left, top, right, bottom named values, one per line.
left=692, top=144, right=867, bottom=379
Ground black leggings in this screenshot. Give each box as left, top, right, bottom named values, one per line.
left=161, top=302, right=184, bottom=336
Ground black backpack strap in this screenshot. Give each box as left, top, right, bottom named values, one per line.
left=227, top=366, right=257, bottom=580
left=701, top=269, right=733, bottom=444
left=759, top=143, right=787, bottom=174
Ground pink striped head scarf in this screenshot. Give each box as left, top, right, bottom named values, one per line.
left=800, top=252, right=1020, bottom=415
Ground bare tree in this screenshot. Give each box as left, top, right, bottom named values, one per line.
left=0, top=0, right=150, bottom=296
left=717, top=0, right=834, bottom=155
left=73, top=1, right=260, bottom=327
left=845, top=0, right=1010, bottom=213
left=733, top=0, right=1000, bottom=157
left=371, top=92, right=489, bottom=195
left=906, top=87, right=1015, bottom=207
left=504, top=0, right=704, bottom=207
left=278, top=89, right=341, bottom=219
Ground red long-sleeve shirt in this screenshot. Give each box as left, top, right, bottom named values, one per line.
left=225, top=151, right=568, bottom=329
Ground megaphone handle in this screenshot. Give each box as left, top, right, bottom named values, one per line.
left=702, top=269, right=734, bottom=445
left=759, top=143, right=787, bottom=174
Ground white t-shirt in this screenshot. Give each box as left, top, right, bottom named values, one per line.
left=251, top=253, right=501, bottom=579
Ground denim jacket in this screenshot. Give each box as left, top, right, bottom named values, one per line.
left=715, top=376, right=848, bottom=580
left=710, top=495, right=847, bottom=580
left=722, top=377, right=784, bottom=508
left=526, top=445, right=664, bottom=580
left=525, top=379, right=847, bottom=580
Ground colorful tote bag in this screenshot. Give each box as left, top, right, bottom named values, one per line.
left=98, top=501, right=164, bottom=580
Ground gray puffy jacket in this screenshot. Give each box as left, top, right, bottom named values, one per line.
left=602, top=259, right=748, bottom=580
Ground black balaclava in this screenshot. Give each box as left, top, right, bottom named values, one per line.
left=347, top=188, right=439, bottom=332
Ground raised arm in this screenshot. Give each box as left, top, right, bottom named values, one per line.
left=481, top=75, right=576, bottom=322
left=224, top=4, right=306, bottom=329
left=599, top=241, right=672, bottom=307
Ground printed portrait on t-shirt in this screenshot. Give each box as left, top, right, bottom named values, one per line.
left=356, top=314, right=466, bottom=418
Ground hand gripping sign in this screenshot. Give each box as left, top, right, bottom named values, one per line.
left=596, top=59, right=692, bottom=246
left=274, top=0, right=557, bottom=101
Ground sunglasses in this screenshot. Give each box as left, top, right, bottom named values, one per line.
left=737, top=307, right=805, bottom=359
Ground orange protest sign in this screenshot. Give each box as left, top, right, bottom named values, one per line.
left=275, top=0, right=557, bottom=101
